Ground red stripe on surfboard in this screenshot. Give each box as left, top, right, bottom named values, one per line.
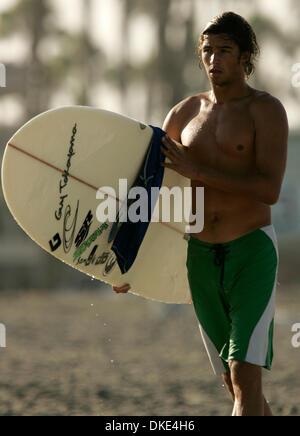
left=8, top=142, right=103, bottom=194
left=7, top=142, right=185, bottom=236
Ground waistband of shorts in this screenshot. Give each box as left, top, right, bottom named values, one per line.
left=187, top=224, right=275, bottom=249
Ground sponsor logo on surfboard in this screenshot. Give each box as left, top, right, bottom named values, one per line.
left=75, top=210, right=93, bottom=248
left=73, top=222, right=109, bottom=263
left=49, top=233, right=62, bottom=252
left=55, top=123, right=77, bottom=221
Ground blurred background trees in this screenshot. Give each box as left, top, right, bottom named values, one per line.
left=0, top=0, right=102, bottom=118
left=1, top=0, right=299, bottom=126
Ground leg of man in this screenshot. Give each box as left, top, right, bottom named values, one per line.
left=222, top=370, right=273, bottom=416
left=222, top=371, right=235, bottom=402
left=230, top=360, right=264, bottom=416
left=222, top=371, right=238, bottom=415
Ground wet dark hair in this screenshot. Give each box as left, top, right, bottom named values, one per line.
left=197, top=11, right=260, bottom=77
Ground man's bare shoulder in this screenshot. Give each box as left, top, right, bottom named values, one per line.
left=168, top=94, right=200, bottom=114
left=249, top=89, right=288, bottom=122
left=172, top=91, right=210, bottom=113
left=163, top=93, right=208, bottom=139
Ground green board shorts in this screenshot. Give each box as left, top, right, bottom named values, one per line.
left=186, top=224, right=279, bottom=375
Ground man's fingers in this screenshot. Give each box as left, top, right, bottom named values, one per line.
left=112, top=284, right=131, bottom=293
left=162, top=135, right=174, bottom=149
left=161, top=146, right=173, bottom=159
left=161, top=162, right=176, bottom=170
left=162, top=136, right=183, bottom=158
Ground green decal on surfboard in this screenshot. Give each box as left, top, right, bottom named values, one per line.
left=73, top=222, right=108, bottom=262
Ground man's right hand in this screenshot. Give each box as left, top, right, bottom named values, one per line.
left=112, top=284, right=131, bottom=294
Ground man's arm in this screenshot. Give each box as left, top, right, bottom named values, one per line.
left=162, top=107, right=182, bottom=141
left=162, top=96, right=198, bottom=141
left=161, top=95, right=289, bottom=205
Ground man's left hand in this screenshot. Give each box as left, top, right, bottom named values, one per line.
left=160, top=135, right=200, bottom=180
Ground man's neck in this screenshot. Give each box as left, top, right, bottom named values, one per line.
left=210, top=81, right=251, bottom=104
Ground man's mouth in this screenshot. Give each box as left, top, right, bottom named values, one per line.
left=210, top=68, right=222, bottom=75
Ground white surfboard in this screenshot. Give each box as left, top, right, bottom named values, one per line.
left=1, top=106, right=193, bottom=304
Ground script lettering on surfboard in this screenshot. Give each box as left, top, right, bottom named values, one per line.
left=63, top=201, right=79, bottom=253
left=55, top=123, right=77, bottom=221
left=75, top=247, right=116, bottom=276
left=76, top=248, right=108, bottom=266
left=103, top=253, right=117, bottom=276
left=55, top=195, right=68, bottom=221
left=76, top=245, right=98, bottom=267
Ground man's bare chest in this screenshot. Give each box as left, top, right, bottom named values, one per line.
left=181, top=105, right=256, bottom=172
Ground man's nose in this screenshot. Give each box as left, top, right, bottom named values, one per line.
left=210, top=53, right=220, bottom=64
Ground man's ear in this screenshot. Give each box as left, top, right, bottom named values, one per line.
left=240, top=50, right=251, bottom=68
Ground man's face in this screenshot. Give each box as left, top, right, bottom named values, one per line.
left=201, top=33, right=248, bottom=86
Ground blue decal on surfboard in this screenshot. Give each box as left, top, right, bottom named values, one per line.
left=110, top=126, right=166, bottom=274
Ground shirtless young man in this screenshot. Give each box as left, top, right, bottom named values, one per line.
left=112, top=12, right=289, bottom=416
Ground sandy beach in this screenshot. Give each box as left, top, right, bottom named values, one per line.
left=0, top=280, right=299, bottom=416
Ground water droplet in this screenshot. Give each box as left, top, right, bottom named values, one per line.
left=91, top=304, right=94, bottom=307
left=110, top=360, right=114, bottom=363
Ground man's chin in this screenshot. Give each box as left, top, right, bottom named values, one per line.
left=210, top=76, right=229, bottom=87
